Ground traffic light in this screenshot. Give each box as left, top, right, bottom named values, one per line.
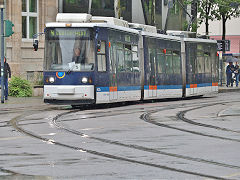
left=33, top=40, right=38, bottom=51
left=4, top=20, right=14, bottom=37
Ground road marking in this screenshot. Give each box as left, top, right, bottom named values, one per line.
left=223, top=172, right=240, bottom=178
left=0, top=136, right=25, bottom=141
left=0, top=133, right=56, bottom=141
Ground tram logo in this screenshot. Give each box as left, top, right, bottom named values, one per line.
left=56, top=72, right=65, bottom=79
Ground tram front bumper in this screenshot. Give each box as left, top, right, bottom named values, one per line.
left=44, top=85, right=95, bottom=104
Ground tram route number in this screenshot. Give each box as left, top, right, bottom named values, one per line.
left=217, top=40, right=230, bottom=51
left=49, top=29, right=90, bottom=38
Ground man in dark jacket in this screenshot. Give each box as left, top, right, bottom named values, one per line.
left=0, top=57, right=11, bottom=100
left=226, top=62, right=234, bottom=87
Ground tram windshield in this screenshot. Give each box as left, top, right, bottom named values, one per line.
left=44, top=28, right=95, bottom=71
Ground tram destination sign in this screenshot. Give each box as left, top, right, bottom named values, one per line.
left=217, top=40, right=230, bottom=51
left=48, top=28, right=90, bottom=39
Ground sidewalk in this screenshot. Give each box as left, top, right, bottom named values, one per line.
left=218, top=84, right=240, bottom=93
left=0, top=96, right=45, bottom=110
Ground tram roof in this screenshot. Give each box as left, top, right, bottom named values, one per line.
left=183, top=37, right=217, bottom=44
left=142, top=31, right=181, bottom=41
left=45, top=22, right=140, bottom=35
left=142, top=31, right=217, bottom=44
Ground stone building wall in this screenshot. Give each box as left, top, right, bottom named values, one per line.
left=5, top=0, right=58, bottom=82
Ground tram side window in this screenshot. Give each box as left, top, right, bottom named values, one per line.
left=149, top=48, right=156, bottom=74
left=172, top=51, right=181, bottom=74
left=116, top=43, right=125, bottom=72
left=132, top=45, right=139, bottom=72
left=211, top=46, right=218, bottom=77
left=124, top=44, right=132, bottom=72
left=204, top=52, right=211, bottom=73
left=156, top=49, right=165, bottom=74
left=109, top=42, right=117, bottom=73
left=187, top=43, right=196, bottom=74
left=196, top=51, right=205, bottom=73
left=166, top=50, right=173, bottom=74
left=97, top=41, right=107, bottom=72
left=110, top=41, right=138, bottom=73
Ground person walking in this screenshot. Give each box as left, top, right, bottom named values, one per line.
left=234, top=62, right=240, bottom=87
left=0, top=57, right=11, bottom=100
left=226, top=61, right=234, bottom=87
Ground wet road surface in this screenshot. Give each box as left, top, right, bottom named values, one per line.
left=1, top=94, right=240, bottom=180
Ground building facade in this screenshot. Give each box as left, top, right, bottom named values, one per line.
left=198, top=17, right=240, bottom=55
left=5, top=0, right=57, bottom=82
left=4, top=0, right=190, bottom=82
left=58, top=0, right=188, bottom=31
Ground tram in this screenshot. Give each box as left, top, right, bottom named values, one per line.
left=43, top=13, right=218, bottom=106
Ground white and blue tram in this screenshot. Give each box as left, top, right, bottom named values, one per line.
left=43, top=14, right=218, bottom=106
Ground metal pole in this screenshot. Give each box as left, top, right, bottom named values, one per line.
left=220, top=57, right=223, bottom=86
left=88, top=0, right=92, bottom=14
left=1, top=7, right=4, bottom=103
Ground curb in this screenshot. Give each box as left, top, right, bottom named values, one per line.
left=218, top=86, right=240, bottom=93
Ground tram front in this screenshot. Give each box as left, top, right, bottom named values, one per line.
left=43, top=27, right=96, bottom=105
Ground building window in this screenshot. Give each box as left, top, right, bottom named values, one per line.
left=22, top=0, right=38, bottom=39
left=63, top=0, right=89, bottom=13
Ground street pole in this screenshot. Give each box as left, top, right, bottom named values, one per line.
left=0, top=6, right=4, bottom=103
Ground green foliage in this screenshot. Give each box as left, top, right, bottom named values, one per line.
left=184, top=0, right=217, bottom=35
left=191, top=22, right=198, bottom=32
left=9, top=76, right=33, bottom=97
left=183, top=20, right=189, bottom=31
left=214, top=0, right=240, bottom=40
left=184, top=0, right=240, bottom=37
left=215, top=0, right=240, bottom=21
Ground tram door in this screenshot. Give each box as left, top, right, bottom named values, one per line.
left=149, top=49, right=157, bottom=97
left=109, top=42, right=118, bottom=101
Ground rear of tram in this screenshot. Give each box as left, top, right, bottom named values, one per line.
left=43, top=27, right=96, bottom=105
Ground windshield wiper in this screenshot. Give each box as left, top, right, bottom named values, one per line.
left=66, top=62, right=75, bottom=74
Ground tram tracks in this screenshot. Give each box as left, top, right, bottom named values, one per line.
left=9, top=110, right=230, bottom=180
left=8, top=98, right=240, bottom=179
left=52, top=108, right=240, bottom=170
left=143, top=101, right=240, bottom=143
left=177, top=105, right=240, bottom=134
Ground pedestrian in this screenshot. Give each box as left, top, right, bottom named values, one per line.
left=226, top=61, right=234, bottom=87
left=0, top=57, right=11, bottom=100
left=234, top=61, right=240, bottom=87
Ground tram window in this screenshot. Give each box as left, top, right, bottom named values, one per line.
left=156, top=50, right=165, bottom=74
left=166, top=50, right=173, bottom=74
left=187, top=43, right=196, bottom=74
left=204, top=52, right=211, bottom=73
left=116, top=43, right=125, bottom=72
left=211, top=46, right=218, bottom=77
left=197, top=51, right=205, bottom=73
left=173, top=51, right=181, bottom=74
left=109, top=42, right=117, bottom=73
left=148, top=47, right=157, bottom=74
left=124, top=44, right=132, bottom=72
left=132, top=46, right=139, bottom=72
left=97, top=41, right=106, bottom=72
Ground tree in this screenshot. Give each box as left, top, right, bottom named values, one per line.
left=184, top=0, right=217, bottom=35
left=141, top=0, right=155, bottom=26
left=197, top=0, right=217, bottom=35
left=214, top=0, right=240, bottom=40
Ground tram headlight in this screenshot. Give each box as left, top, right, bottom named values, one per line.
left=82, top=77, right=88, bottom=83
left=49, top=77, right=55, bottom=83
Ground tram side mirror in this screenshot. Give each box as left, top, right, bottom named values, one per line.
left=97, top=41, right=101, bottom=52
left=33, top=40, right=39, bottom=51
